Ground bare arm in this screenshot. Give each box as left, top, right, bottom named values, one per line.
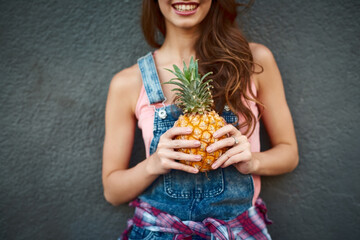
left=102, top=67, right=158, bottom=205
left=102, top=66, right=201, bottom=206
left=251, top=43, right=299, bottom=175
left=207, top=43, right=298, bottom=176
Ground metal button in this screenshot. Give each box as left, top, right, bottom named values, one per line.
left=158, top=109, right=167, bottom=119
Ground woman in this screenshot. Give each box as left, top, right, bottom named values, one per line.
left=102, top=0, right=298, bottom=239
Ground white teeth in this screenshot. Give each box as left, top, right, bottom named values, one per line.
left=174, top=4, right=197, bottom=12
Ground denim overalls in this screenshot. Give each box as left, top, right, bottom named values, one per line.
left=137, top=52, right=254, bottom=223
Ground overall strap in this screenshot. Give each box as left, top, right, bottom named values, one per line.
left=137, top=52, right=166, bottom=104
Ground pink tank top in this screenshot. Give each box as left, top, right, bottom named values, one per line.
left=134, top=64, right=261, bottom=205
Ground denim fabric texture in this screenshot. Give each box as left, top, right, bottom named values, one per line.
left=128, top=225, right=210, bottom=240
left=128, top=225, right=174, bottom=240
left=136, top=52, right=254, bottom=223
left=138, top=52, right=166, bottom=104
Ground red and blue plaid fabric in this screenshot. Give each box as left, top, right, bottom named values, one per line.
left=120, top=198, right=272, bottom=240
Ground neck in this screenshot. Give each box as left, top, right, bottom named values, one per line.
left=158, top=25, right=200, bottom=63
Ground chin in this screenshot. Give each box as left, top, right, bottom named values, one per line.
left=176, top=21, right=201, bottom=29
left=168, top=16, right=206, bottom=30
left=159, top=0, right=211, bottom=31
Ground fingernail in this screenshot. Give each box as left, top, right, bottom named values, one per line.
left=195, top=155, right=202, bottom=160
left=192, top=168, right=199, bottom=173
left=207, top=146, right=213, bottom=152
left=213, top=132, right=218, bottom=138
left=194, top=141, right=201, bottom=146
left=212, top=163, right=218, bottom=169
left=186, top=128, right=193, bottom=133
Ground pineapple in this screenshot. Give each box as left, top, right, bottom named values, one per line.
left=164, top=57, right=227, bottom=172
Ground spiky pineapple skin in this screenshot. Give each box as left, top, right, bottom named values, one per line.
left=174, top=110, right=227, bottom=172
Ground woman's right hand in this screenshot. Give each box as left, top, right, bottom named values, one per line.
left=146, top=127, right=202, bottom=175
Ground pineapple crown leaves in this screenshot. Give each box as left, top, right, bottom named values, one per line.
left=163, top=57, right=214, bottom=114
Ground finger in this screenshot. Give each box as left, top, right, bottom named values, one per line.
left=237, top=135, right=248, bottom=144
left=220, top=153, right=242, bottom=168
left=168, top=139, right=201, bottom=149
left=211, top=152, right=230, bottom=169
left=206, top=137, right=237, bottom=153
left=221, top=151, right=252, bottom=168
left=166, top=151, right=202, bottom=162
left=213, top=124, right=239, bottom=138
left=211, top=142, right=250, bottom=169
left=207, top=135, right=248, bottom=153
left=163, top=127, right=193, bottom=139
left=167, top=161, right=199, bottom=174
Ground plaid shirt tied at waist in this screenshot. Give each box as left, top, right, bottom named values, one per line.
left=120, top=198, right=272, bottom=240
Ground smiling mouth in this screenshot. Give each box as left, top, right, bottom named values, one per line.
left=173, top=3, right=199, bottom=12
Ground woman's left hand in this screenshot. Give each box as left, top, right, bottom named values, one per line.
left=207, top=124, right=260, bottom=174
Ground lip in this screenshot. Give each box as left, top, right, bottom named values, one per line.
left=172, top=2, right=199, bottom=16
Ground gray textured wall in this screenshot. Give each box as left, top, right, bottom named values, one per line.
left=1, top=0, right=359, bottom=239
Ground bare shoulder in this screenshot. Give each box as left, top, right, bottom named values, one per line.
left=110, top=63, right=141, bottom=92
left=249, top=42, right=275, bottom=65
left=108, top=63, right=142, bottom=113
left=249, top=42, right=278, bottom=89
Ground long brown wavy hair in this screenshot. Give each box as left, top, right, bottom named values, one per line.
left=141, top=0, right=263, bottom=136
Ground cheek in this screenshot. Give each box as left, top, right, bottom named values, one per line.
left=202, top=0, right=212, bottom=11
left=158, top=0, right=172, bottom=17
left=199, top=0, right=212, bottom=19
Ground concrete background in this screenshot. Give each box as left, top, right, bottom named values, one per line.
left=1, top=0, right=359, bottom=239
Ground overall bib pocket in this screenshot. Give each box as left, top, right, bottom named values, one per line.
left=164, top=168, right=224, bottom=199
